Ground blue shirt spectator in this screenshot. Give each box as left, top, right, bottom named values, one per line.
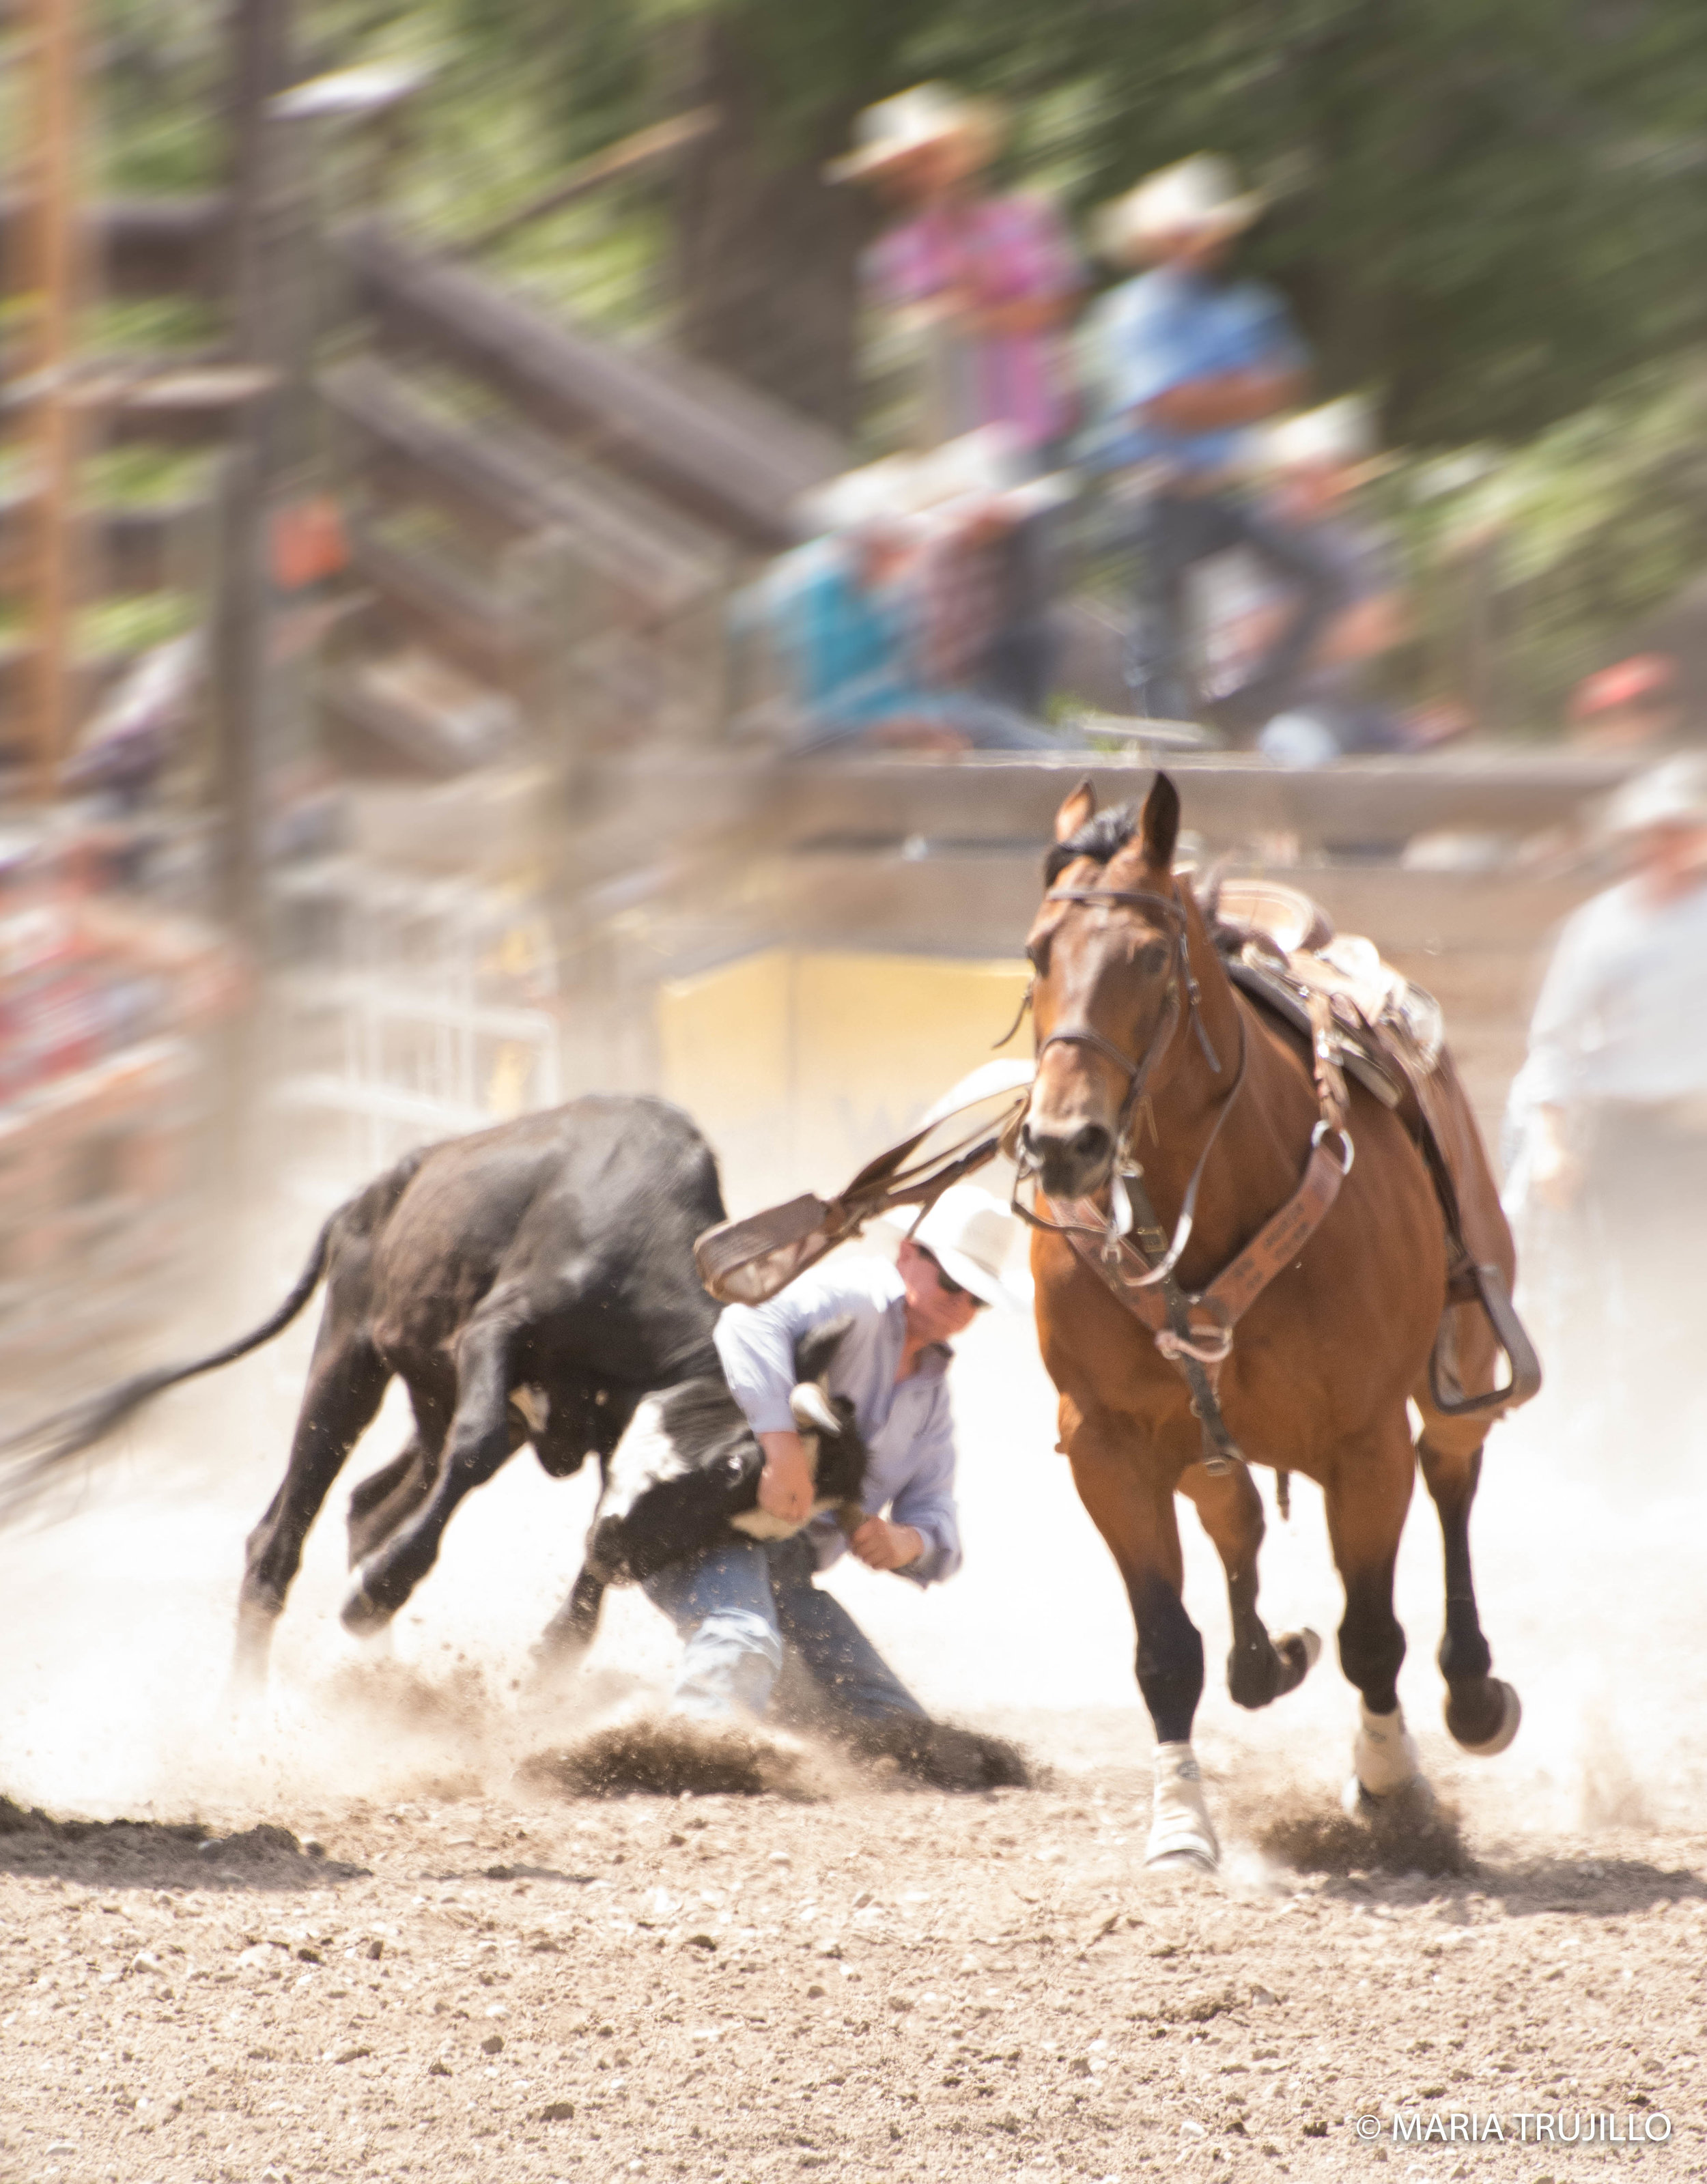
left=1092, top=265, right=1307, bottom=479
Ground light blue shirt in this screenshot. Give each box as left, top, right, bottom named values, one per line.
left=713, top=1258, right=961, bottom=1587
left=1087, top=264, right=1306, bottom=478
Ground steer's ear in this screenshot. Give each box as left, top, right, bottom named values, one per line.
left=1054, top=780, right=1097, bottom=844
left=1141, top=771, right=1181, bottom=871
left=791, top=1316, right=853, bottom=1393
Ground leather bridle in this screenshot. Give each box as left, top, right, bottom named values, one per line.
left=1015, top=881, right=1244, bottom=1278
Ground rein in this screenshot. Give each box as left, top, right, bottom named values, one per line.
left=1018, top=877, right=1354, bottom=1476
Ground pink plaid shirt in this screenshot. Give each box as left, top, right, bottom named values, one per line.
left=871, top=192, right=1077, bottom=451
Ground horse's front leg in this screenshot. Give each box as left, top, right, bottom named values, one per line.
left=1178, top=1460, right=1321, bottom=1711
left=1063, top=1402, right=1218, bottom=1873
left=1323, top=1416, right=1428, bottom=1815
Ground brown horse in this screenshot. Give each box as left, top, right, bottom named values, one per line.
left=1019, top=775, right=1521, bottom=1870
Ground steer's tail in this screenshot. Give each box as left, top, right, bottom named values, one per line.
left=0, top=1215, right=339, bottom=1522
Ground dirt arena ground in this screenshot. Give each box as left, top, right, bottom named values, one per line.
left=2, top=1250, right=1704, bottom=2184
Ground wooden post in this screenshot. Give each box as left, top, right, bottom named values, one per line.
left=16, top=0, right=87, bottom=800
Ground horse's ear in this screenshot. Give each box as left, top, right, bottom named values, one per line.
left=1141, top=772, right=1181, bottom=870
left=1054, top=780, right=1097, bottom=843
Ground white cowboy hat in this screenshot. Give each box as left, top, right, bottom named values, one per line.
left=826, top=83, right=998, bottom=184
left=1097, top=153, right=1265, bottom=264
left=1266, top=395, right=1379, bottom=473
left=1603, top=752, right=1707, bottom=836
left=792, top=455, right=922, bottom=541
left=887, top=1182, right=1033, bottom=1313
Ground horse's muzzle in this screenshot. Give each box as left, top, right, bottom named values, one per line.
left=1020, top=1119, right=1114, bottom=1201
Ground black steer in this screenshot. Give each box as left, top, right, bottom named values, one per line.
left=584, top=1322, right=866, bottom=1586
left=0, top=1096, right=726, bottom=1685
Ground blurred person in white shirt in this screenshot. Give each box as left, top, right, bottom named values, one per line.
left=1506, top=755, right=1707, bottom=1460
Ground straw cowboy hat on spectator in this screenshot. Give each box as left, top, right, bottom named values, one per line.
left=886, top=1182, right=1033, bottom=1312
left=827, top=83, right=1000, bottom=184
left=1097, top=152, right=1266, bottom=263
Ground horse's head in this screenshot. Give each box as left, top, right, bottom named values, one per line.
left=1019, top=774, right=1190, bottom=1200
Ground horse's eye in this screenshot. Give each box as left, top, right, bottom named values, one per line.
left=1135, top=939, right=1168, bottom=977
left=1026, top=938, right=1047, bottom=974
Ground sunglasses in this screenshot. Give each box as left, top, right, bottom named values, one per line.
left=917, top=1245, right=988, bottom=1307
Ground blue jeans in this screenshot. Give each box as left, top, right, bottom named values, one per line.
left=1127, top=486, right=1342, bottom=730
left=642, top=1534, right=927, bottom=1725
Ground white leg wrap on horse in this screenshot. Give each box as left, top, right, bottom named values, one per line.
left=1147, top=1742, right=1220, bottom=1872
left=1351, top=1699, right=1420, bottom=1796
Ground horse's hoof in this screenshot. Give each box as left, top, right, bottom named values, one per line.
left=1445, top=1677, right=1521, bottom=1757
left=1148, top=1742, right=1220, bottom=1873
left=1146, top=1843, right=1218, bottom=1875
left=1273, top=1628, right=1322, bottom=1693
left=1342, top=1772, right=1437, bottom=1822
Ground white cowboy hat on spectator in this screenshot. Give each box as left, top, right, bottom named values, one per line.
left=1267, top=396, right=1377, bottom=472
left=1098, top=153, right=1265, bottom=264
left=827, top=83, right=999, bottom=184
left=1603, top=752, right=1707, bottom=836
left=793, top=455, right=922, bottom=541
left=885, top=1182, right=1033, bottom=1312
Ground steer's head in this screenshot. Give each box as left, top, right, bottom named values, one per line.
left=1019, top=774, right=1187, bottom=1202
left=587, top=1321, right=863, bottom=1585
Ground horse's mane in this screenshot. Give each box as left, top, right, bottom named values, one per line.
left=1043, top=804, right=1140, bottom=886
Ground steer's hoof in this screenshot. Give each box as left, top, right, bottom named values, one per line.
left=1148, top=1742, right=1220, bottom=1874
left=1445, top=1677, right=1521, bottom=1757
left=340, top=1576, right=392, bottom=1637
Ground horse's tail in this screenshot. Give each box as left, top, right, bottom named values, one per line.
left=0, top=1214, right=339, bottom=1521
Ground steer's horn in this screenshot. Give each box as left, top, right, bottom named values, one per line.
left=789, top=1382, right=841, bottom=1438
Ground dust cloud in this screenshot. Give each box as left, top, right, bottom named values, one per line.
left=1, top=1197, right=1702, bottom=1870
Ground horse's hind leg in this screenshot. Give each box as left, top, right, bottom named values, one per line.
left=1325, top=1418, right=1427, bottom=1812
left=1417, top=1434, right=1521, bottom=1755
left=234, top=1332, right=391, bottom=1690
left=1179, top=1461, right=1320, bottom=1711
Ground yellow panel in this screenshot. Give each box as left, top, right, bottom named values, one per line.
left=658, top=948, right=1029, bottom=1209
left=657, top=948, right=796, bottom=1191
left=792, top=954, right=1030, bottom=1185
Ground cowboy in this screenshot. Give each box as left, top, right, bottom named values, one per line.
left=642, top=1185, right=1031, bottom=1725
left=1090, top=154, right=1341, bottom=733
left=1505, top=754, right=1707, bottom=1461
left=830, top=85, right=1079, bottom=711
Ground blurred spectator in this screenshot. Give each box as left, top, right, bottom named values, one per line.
left=831, top=85, right=1080, bottom=713
left=757, top=455, right=1069, bottom=754
left=1504, top=754, right=1707, bottom=1458
left=1566, top=653, right=1682, bottom=754
left=1241, top=398, right=1413, bottom=763
left=1090, top=155, right=1340, bottom=731
left=60, top=634, right=201, bottom=817
left=832, top=84, right=1079, bottom=458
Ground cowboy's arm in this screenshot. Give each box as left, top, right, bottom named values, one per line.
left=875, top=1389, right=961, bottom=1587
left=1143, top=362, right=1304, bottom=431
left=716, top=1293, right=822, bottom=1522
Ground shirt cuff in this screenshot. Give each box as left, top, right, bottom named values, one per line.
left=897, top=1529, right=952, bottom=1587
left=733, top=1389, right=800, bottom=1438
